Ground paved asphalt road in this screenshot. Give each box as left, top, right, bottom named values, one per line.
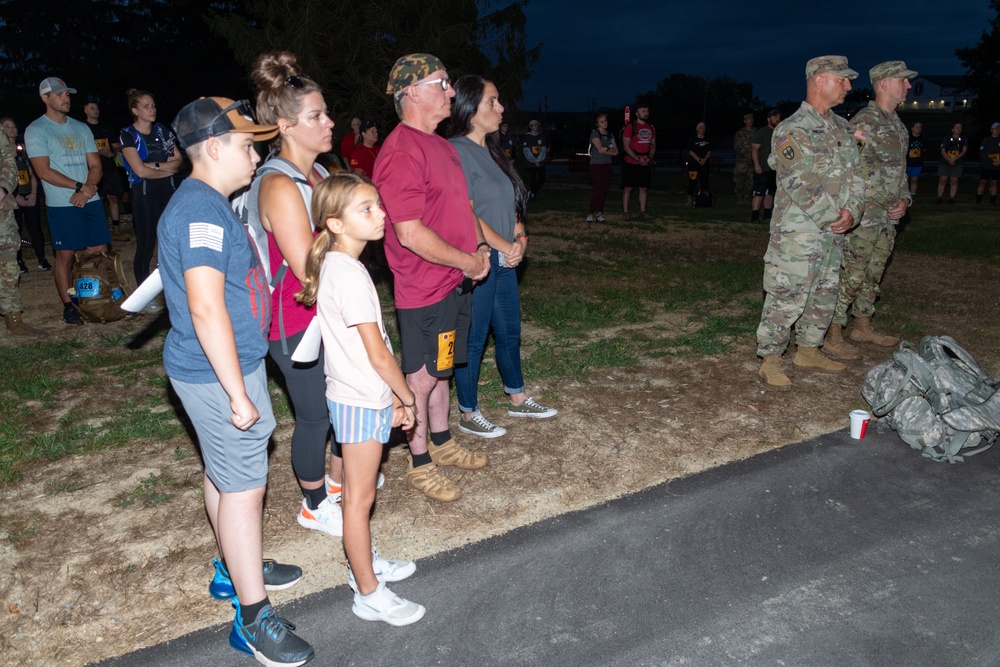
left=97, top=424, right=1000, bottom=666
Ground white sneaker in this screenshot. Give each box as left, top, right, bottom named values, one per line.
left=352, top=580, right=425, bottom=626
left=586, top=214, right=594, bottom=223
left=325, top=472, right=384, bottom=502
left=348, top=548, right=416, bottom=592
left=458, top=410, right=507, bottom=438
left=296, top=496, right=342, bottom=537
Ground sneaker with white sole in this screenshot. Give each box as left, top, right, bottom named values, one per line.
left=296, top=496, right=343, bottom=537
left=596, top=212, right=607, bottom=223
left=347, top=548, right=416, bottom=593
left=352, top=580, right=425, bottom=626
left=325, top=472, right=384, bottom=502
left=586, top=214, right=594, bottom=223
left=458, top=410, right=507, bottom=438
left=232, top=599, right=315, bottom=665
left=508, top=397, right=558, bottom=419
left=209, top=557, right=303, bottom=600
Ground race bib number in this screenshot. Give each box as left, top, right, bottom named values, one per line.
left=76, top=277, right=101, bottom=298
left=436, top=330, right=456, bottom=371
left=94, top=138, right=110, bottom=151
left=17, top=169, right=29, bottom=186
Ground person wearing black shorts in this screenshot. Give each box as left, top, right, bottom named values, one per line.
left=621, top=104, right=656, bottom=221
left=83, top=98, right=126, bottom=240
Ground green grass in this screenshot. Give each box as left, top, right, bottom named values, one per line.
left=2, top=172, right=995, bottom=486
left=115, top=472, right=187, bottom=508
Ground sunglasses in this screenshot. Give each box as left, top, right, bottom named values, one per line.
left=209, top=99, right=255, bottom=128
left=285, top=74, right=313, bottom=89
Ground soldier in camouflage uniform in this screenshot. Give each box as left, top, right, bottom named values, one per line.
left=756, top=56, right=865, bottom=389
left=1, top=132, right=43, bottom=336
left=733, top=113, right=755, bottom=203
left=825, top=61, right=916, bottom=361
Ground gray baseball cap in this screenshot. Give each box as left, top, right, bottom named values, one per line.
left=39, top=77, right=76, bottom=95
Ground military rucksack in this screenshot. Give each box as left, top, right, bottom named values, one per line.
left=69, top=250, right=133, bottom=323
left=861, top=335, right=1000, bottom=463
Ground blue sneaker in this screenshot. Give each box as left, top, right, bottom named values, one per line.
left=232, top=599, right=315, bottom=666
left=209, top=558, right=303, bottom=601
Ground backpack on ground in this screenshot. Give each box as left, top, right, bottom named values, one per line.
left=861, top=335, right=1000, bottom=463
left=69, top=251, right=133, bottom=323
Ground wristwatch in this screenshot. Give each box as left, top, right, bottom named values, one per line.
left=154, top=162, right=161, bottom=171
left=74, top=182, right=83, bottom=193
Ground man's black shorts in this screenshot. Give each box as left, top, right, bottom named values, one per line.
left=752, top=170, right=777, bottom=197
left=98, top=166, right=125, bottom=197
left=622, top=162, right=652, bottom=189
left=397, top=288, right=471, bottom=377
left=980, top=166, right=1000, bottom=181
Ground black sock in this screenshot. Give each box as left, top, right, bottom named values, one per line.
left=240, top=596, right=270, bottom=626
left=977, top=195, right=983, bottom=203
left=430, top=430, right=452, bottom=446
left=304, top=485, right=327, bottom=510
left=763, top=208, right=773, bottom=220
left=750, top=210, right=760, bottom=221
left=411, top=451, right=433, bottom=467
left=991, top=195, right=997, bottom=204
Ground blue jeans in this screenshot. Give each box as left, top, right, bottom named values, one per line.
left=456, top=249, right=525, bottom=413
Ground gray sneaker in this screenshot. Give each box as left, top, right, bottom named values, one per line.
left=622, top=211, right=631, bottom=221
left=638, top=211, right=652, bottom=221
left=586, top=214, right=595, bottom=223
left=596, top=212, right=607, bottom=223
left=458, top=410, right=507, bottom=438
left=508, top=397, right=558, bottom=419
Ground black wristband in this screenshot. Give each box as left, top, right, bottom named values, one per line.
left=477, top=242, right=489, bottom=250
left=74, top=181, right=83, bottom=193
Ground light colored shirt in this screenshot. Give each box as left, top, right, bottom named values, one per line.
left=24, top=114, right=99, bottom=208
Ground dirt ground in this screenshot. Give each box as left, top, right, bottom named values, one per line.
left=1, top=207, right=997, bottom=666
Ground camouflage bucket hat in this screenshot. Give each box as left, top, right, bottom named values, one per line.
left=869, top=61, right=918, bottom=85
left=386, top=53, right=445, bottom=117
left=805, top=55, right=859, bottom=80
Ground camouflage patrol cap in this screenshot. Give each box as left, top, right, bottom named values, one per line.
left=805, top=55, right=859, bottom=80
left=869, top=61, right=918, bottom=85
left=386, top=53, right=446, bottom=96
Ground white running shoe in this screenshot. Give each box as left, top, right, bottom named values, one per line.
left=352, top=580, right=425, bottom=626
left=296, top=496, right=343, bottom=537
left=348, top=548, right=416, bottom=592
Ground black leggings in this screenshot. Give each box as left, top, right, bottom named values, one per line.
left=268, top=329, right=340, bottom=484
left=131, top=177, right=176, bottom=286
left=15, top=204, right=46, bottom=263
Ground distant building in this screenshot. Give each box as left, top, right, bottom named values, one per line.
left=904, top=75, right=976, bottom=112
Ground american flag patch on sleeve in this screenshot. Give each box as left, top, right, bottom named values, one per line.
left=188, top=222, right=224, bottom=252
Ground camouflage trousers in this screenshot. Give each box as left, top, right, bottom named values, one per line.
left=0, top=208, right=22, bottom=315
left=832, top=221, right=896, bottom=326
left=756, top=230, right=844, bottom=357
left=733, top=164, right=753, bottom=199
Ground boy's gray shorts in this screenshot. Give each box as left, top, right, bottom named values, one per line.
left=170, top=361, right=275, bottom=493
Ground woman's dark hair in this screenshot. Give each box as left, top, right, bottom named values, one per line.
left=446, top=74, right=527, bottom=221
left=251, top=51, right=323, bottom=151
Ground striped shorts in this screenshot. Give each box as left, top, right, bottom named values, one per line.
left=328, top=400, right=392, bottom=444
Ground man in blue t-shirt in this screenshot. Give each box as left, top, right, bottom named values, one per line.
left=25, top=77, right=110, bottom=325
left=160, top=96, right=314, bottom=665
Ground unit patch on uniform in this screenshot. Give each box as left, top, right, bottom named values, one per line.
left=775, top=133, right=797, bottom=163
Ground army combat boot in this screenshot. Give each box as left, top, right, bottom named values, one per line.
left=822, top=324, right=862, bottom=361
left=758, top=354, right=792, bottom=390
left=849, top=316, right=899, bottom=347
left=793, top=345, right=846, bottom=374
left=4, top=312, right=43, bottom=337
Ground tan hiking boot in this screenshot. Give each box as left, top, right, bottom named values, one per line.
left=849, top=316, right=899, bottom=347
left=822, top=324, right=862, bottom=361
left=758, top=354, right=792, bottom=390
left=427, top=438, right=488, bottom=470
left=405, top=457, right=462, bottom=502
left=4, top=312, right=43, bottom=337
left=793, top=345, right=846, bottom=374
